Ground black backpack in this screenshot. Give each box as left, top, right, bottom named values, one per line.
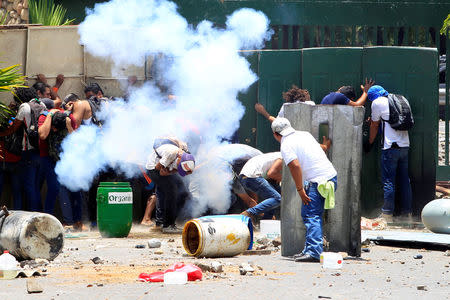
left=383, top=94, right=414, bottom=131
left=26, top=99, right=46, bottom=149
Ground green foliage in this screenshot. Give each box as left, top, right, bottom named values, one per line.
left=440, top=14, right=450, bottom=36
left=0, top=10, right=7, bottom=25
left=0, top=64, right=25, bottom=130
left=0, top=64, right=25, bottom=93
left=29, top=0, right=75, bottom=26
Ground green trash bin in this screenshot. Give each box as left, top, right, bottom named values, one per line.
left=97, top=182, right=133, bottom=238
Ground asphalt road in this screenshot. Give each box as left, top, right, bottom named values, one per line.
left=1, top=225, right=449, bottom=300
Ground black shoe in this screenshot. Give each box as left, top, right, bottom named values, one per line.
left=294, top=254, right=319, bottom=263
left=293, top=252, right=305, bottom=259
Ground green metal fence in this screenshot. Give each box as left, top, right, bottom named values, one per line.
left=61, top=0, right=450, bottom=180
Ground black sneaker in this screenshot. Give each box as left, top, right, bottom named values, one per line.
left=294, top=254, right=320, bottom=263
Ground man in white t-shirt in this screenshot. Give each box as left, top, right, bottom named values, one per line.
left=240, top=152, right=283, bottom=220
left=145, top=137, right=195, bottom=233
left=271, top=117, right=337, bottom=262
left=366, top=85, right=412, bottom=223
left=255, top=85, right=315, bottom=123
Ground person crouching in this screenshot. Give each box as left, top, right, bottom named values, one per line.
left=145, top=137, right=195, bottom=234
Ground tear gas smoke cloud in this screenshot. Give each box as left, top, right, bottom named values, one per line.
left=55, top=0, right=272, bottom=216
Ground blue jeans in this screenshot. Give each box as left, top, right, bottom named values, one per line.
left=242, top=176, right=281, bottom=219
left=59, top=186, right=82, bottom=224
left=301, top=175, right=337, bottom=259
left=381, top=148, right=412, bottom=215
left=20, top=150, right=41, bottom=211
left=0, top=161, right=22, bottom=209
left=39, top=156, right=60, bottom=215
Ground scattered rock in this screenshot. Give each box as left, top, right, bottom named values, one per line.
left=272, top=237, right=281, bottom=247
left=168, top=238, right=175, bottom=243
left=392, top=249, right=400, bottom=253
left=91, top=257, right=103, bottom=264
left=26, top=279, right=43, bottom=294
left=210, top=261, right=223, bottom=273
left=444, top=250, right=450, bottom=256
left=148, top=238, right=162, bottom=248
left=96, top=283, right=104, bottom=287
left=135, top=244, right=146, bottom=249
left=256, top=244, right=267, bottom=250
left=256, top=237, right=269, bottom=245
left=239, top=263, right=255, bottom=275
left=417, top=285, right=428, bottom=291
left=196, top=261, right=223, bottom=273
left=20, top=259, right=49, bottom=269
left=154, top=251, right=163, bottom=255
left=361, top=248, right=370, bottom=253
left=413, top=254, right=423, bottom=259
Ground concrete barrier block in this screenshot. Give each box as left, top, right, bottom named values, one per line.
left=281, top=103, right=364, bottom=257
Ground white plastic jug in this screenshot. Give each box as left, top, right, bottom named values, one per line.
left=0, top=251, right=18, bottom=280
left=164, top=271, right=187, bottom=284
left=320, top=252, right=343, bottom=269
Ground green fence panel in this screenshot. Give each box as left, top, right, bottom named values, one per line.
left=363, top=46, right=438, bottom=214
left=256, top=50, right=302, bottom=153
left=237, top=51, right=259, bottom=147
left=301, top=47, right=363, bottom=104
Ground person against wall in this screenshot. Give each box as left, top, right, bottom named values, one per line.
left=255, top=85, right=314, bottom=123
left=320, top=79, right=374, bottom=106
left=365, top=85, right=412, bottom=223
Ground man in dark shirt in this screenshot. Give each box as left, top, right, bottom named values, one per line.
left=321, top=79, right=374, bottom=106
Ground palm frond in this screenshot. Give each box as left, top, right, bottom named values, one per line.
left=0, top=64, right=26, bottom=93
left=29, top=0, right=75, bottom=26
left=441, top=14, right=450, bottom=36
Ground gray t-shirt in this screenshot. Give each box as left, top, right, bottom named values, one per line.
left=15, top=101, right=46, bottom=151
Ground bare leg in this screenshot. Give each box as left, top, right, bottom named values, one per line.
left=141, top=194, right=156, bottom=226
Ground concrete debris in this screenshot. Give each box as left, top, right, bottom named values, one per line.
left=148, top=238, right=162, bottom=248
left=256, top=244, right=267, bottom=250
left=26, top=279, right=43, bottom=294
left=239, top=263, right=255, bottom=275
left=91, top=257, right=103, bottom=264
left=272, top=237, right=281, bottom=247
left=210, top=261, right=223, bottom=273
left=417, top=285, right=428, bottom=291
left=20, top=259, right=49, bottom=268
left=256, top=237, right=269, bottom=245
left=242, top=250, right=271, bottom=255
left=444, top=250, right=450, bottom=256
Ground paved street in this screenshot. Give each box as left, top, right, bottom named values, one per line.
left=1, top=225, right=449, bottom=300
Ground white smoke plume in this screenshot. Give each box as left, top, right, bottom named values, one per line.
left=55, top=0, right=272, bottom=216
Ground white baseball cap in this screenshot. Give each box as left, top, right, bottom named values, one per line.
left=271, top=117, right=295, bottom=136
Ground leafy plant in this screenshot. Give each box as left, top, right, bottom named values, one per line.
left=0, top=10, right=7, bottom=25
left=440, top=14, right=450, bottom=36
left=0, top=64, right=25, bottom=93
left=29, top=0, right=75, bottom=26
left=0, top=64, right=25, bottom=130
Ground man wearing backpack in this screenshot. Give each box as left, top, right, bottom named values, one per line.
left=366, top=85, right=413, bottom=223
left=0, top=87, right=46, bottom=211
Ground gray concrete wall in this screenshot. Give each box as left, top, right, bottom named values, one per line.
left=0, top=25, right=148, bottom=104
left=281, top=102, right=364, bottom=257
